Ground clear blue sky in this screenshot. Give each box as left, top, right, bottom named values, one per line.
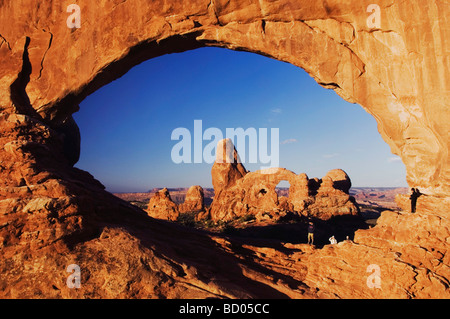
left=74, top=47, right=407, bottom=193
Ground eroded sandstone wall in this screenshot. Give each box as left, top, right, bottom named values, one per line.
left=209, top=140, right=359, bottom=222
left=0, top=0, right=448, bottom=203
left=0, top=0, right=449, bottom=299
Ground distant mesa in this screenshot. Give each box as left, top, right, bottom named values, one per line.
left=146, top=139, right=359, bottom=223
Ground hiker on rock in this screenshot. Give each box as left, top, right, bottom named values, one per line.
left=307, top=221, right=315, bottom=245
left=409, top=188, right=423, bottom=213
left=329, top=235, right=337, bottom=245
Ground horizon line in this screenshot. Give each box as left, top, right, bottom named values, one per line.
left=110, top=185, right=409, bottom=194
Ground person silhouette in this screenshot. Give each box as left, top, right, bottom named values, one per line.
left=409, top=188, right=422, bottom=213
left=329, top=235, right=337, bottom=245
left=307, top=221, right=315, bottom=245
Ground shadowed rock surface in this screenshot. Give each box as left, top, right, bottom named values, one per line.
left=0, top=0, right=449, bottom=298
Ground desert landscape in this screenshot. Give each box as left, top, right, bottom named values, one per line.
left=115, top=187, right=405, bottom=231
left=115, top=187, right=406, bottom=219
left=0, top=0, right=449, bottom=301
left=114, top=140, right=406, bottom=248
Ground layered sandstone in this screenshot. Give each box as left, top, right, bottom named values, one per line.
left=1, top=0, right=448, bottom=200
left=0, top=0, right=449, bottom=299
left=209, top=140, right=358, bottom=222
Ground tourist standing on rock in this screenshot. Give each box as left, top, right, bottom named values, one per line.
left=329, top=235, right=337, bottom=245
left=307, top=221, right=315, bottom=245
left=410, top=188, right=423, bottom=213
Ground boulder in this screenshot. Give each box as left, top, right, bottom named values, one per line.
left=146, top=188, right=179, bottom=221
left=0, top=0, right=449, bottom=299
left=178, top=185, right=205, bottom=214
left=324, top=169, right=352, bottom=194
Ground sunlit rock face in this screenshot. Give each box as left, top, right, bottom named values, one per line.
left=0, top=0, right=448, bottom=298
left=146, top=188, right=179, bottom=221
left=209, top=139, right=358, bottom=222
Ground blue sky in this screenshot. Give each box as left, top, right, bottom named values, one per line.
left=74, top=47, right=407, bottom=193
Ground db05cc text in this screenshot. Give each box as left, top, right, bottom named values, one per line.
left=223, top=303, right=269, bottom=314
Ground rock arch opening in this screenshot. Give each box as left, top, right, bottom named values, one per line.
left=73, top=47, right=403, bottom=238
left=275, top=180, right=290, bottom=198
left=1, top=0, right=448, bottom=299
left=275, top=180, right=291, bottom=213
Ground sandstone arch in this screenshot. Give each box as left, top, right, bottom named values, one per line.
left=0, top=0, right=449, bottom=298
left=1, top=0, right=448, bottom=202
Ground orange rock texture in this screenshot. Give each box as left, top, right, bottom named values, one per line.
left=146, top=188, right=179, bottom=221
left=147, top=185, right=205, bottom=220
left=0, top=0, right=449, bottom=298
left=178, top=185, right=205, bottom=214
left=209, top=139, right=359, bottom=222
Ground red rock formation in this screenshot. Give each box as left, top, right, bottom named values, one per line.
left=0, top=0, right=449, bottom=299
left=211, top=138, right=248, bottom=194
left=146, top=185, right=205, bottom=219
left=307, top=171, right=359, bottom=220
left=324, top=169, right=352, bottom=194
left=146, top=188, right=179, bottom=221
left=209, top=142, right=358, bottom=222
left=178, top=185, right=205, bottom=214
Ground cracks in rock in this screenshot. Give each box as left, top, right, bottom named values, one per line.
left=427, top=267, right=450, bottom=289
left=384, top=0, right=397, bottom=9
left=298, top=18, right=314, bottom=32
left=298, top=18, right=366, bottom=81
left=356, top=63, right=367, bottom=80
left=365, top=28, right=401, bottom=36
left=164, top=18, right=174, bottom=32
left=0, top=33, right=11, bottom=50
left=303, top=18, right=357, bottom=46
left=208, top=0, right=222, bottom=26
left=37, top=30, right=53, bottom=80
left=351, top=237, right=443, bottom=298
left=317, top=82, right=341, bottom=90
left=348, top=23, right=357, bottom=47
left=395, top=257, right=419, bottom=298
left=177, top=281, right=231, bottom=299
left=199, top=17, right=366, bottom=102
left=10, top=37, right=32, bottom=114
left=9, top=37, right=42, bottom=120
left=393, top=250, right=450, bottom=297
left=111, top=0, right=127, bottom=11
left=229, top=243, right=310, bottom=297
left=261, top=19, right=266, bottom=35
left=162, top=1, right=211, bottom=34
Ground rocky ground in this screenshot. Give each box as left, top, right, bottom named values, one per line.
left=114, top=186, right=403, bottom=247
left=1, top=0, right=449, bottom=299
